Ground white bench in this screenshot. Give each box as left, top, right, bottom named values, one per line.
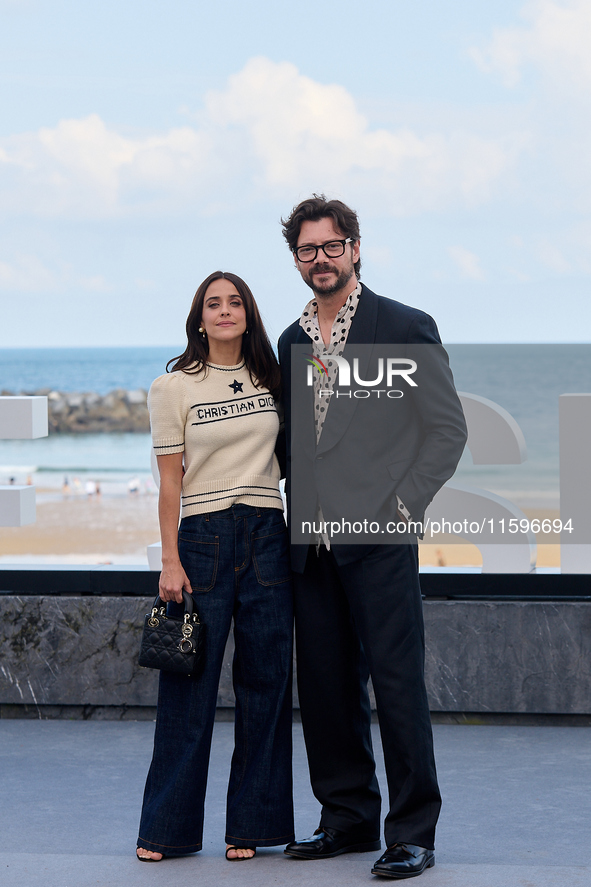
left=0, top=396, right=48, bottom=526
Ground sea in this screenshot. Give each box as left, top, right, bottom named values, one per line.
left=0, top=347, right=177, bottom=497
left=1, top=344, right=591, bottom=508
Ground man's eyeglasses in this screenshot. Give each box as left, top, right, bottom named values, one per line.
left=294, top=238, right=353, bottom=263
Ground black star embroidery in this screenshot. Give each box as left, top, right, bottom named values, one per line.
left=229, top=379, right=243, bottom=394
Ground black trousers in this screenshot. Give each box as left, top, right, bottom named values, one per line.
left=294, top=544, right=441, bottom=850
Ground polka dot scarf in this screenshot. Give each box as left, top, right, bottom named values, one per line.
left=298, top=282, right=362, bottom=443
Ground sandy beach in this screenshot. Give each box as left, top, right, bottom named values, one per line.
left=419, top=508, right=561, bottom=568
left=0, top=495, right=561, bottom=569
left=419, top=542, right=560, bottom=568
left=0, top=491, right=160, bottom=565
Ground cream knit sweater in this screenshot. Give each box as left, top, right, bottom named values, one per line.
left=148, top=360, right=283, bottom=517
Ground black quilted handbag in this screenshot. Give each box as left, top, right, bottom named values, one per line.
left=139, top=590, right=205, bottom=676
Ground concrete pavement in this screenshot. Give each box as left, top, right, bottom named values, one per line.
left=1, top=718, right=589, bottom=886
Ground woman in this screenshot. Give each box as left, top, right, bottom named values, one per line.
left=136, top=271, right=294, bottom=862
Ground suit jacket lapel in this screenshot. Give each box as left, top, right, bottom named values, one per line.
left=346, top=283, right=379, bottom=347
left=288, top=324, right=317, bottom=460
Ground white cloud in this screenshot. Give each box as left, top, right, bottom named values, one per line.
left=364, top=246, right=393, bottom=267
left=0, top=114, right=212, bottom=218
left=507, top=268, right=532, bottom=281
left=0, top=254, right=60, bottom=291
left=206, top=58, right=517, bottom=212
left=0, top=58, right=519, bottom=221
left=536, top=240, right=572, bottom=272
left=0, top=253, right=109, bottom=291
left=448, top=246, right=486, bottom=280
left=470, top=0, right=591, bottom=90
left=79, top=274, right=109, bottom=292
left=467, top=0, right=591, bottom=268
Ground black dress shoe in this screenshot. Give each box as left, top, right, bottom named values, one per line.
left=284, top=826, right=381, bottom=859
left=371, top=843, right=434, bottom=879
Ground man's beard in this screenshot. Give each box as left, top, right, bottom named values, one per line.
left=303, top=261, right=355, bottom=297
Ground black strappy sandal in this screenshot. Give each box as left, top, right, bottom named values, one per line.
left=136, top=848, right=166, bottom=862
left=225, top=846, right=257, bottom=861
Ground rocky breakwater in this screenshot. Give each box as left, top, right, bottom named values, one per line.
left=0, top=389, right=150, bottom=433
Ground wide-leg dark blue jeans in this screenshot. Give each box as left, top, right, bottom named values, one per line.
left=137, top=505, right=294, bottom=856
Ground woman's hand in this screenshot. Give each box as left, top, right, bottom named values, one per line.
left=159, top=559, right=192, bottom=603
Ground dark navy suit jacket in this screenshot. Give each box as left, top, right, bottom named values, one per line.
left=278, top=283, right=467, bottom=571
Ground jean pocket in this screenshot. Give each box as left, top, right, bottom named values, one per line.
left=178, top=533, right=219, bottom=592
left=252, top=526, right=292, bottom=587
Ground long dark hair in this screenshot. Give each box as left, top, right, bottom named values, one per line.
left=166, top=271, right=281, bottom=401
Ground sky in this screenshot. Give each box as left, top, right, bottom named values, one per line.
left=1, top=0, right=591, bottom=347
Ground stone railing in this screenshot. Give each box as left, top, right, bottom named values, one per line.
left=1, top=569, right=590, bottom=719
left=0, top=389, right=149, bottom=434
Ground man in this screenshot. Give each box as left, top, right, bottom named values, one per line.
left=278, top=195, right=467, bottom=879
